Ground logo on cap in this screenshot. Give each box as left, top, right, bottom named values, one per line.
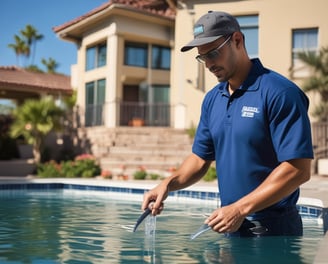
left=193, top=25, right=204, bottom=36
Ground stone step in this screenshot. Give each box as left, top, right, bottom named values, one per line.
left=100, top=153, right=187, bottom=163
left=108, top=146, right=191, bottom=154
left=0, top=159, right=36, bottom=176
left=82, top=127, right=193, bottom=171
left=80, top=126, right=190, bottom=136
left=91, top=143, right=191, bottom=156
left=100, top=158, right=181, bottom=172
left=90, top=132, right=191, bottom=145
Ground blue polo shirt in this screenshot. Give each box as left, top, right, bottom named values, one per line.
left=193, top=59, right=313, bottom=216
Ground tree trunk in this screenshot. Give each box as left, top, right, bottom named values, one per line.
left=33, top=136, right=42, bottom=163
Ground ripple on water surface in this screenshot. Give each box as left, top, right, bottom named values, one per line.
left=0, top=190, right=324, bottom=264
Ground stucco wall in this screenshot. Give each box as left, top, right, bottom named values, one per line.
left=173, top=0, right=328, bottom=127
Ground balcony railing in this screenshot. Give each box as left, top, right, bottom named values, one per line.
left=119, top=101, right=170, bottom=126
left=84, top=101, right=171, bottom=127
left=312, top=122, right=328, bottom=159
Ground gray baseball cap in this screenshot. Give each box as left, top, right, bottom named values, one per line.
left=181, top=11, right=240, bottom=52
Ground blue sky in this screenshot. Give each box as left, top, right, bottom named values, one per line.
left=0, top=0, right=108, bottom=75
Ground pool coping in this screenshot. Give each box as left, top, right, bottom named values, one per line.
left=0, top=176, right=327, bottom=263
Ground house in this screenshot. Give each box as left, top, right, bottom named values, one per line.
left=53, top=0, right=175, bottom=128
left=52, top=0, right=328, bottom=172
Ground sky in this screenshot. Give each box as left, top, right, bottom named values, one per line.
left=0, top=0, right=109, bottom=75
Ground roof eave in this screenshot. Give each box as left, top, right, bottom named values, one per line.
left=54, top=2, right=175, bottom=43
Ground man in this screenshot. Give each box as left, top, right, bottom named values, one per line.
left=142, top=11, right=313, bottom=236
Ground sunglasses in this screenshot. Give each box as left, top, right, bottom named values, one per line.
left=196, top=35, right=232, bottom=63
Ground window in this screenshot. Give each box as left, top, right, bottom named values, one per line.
left=152, top=45, right=171, bottom=70
left=124, top=42, right=171, bottom=70
left=85, top=79, right=106, bottom=126
left=150, top=84, right=170, bottom=126
left=140, top=84, right=170, bottom=126
left=292, top=28, right=318, bottom=77
left=86, top=42, right=107, bottom=71
left=124, top=42, right=148, bottom=67
left=153, top=85, right=169, bottom=102
left=236, top=15, right=259, bottom=58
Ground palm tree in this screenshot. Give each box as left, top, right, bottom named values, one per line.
left=9, top=97, right=64, bottom=163
left=41, top=57, right=59, bottom=73
left=20, top=24, right=44, bottom=65
left=7, top=34, right=29, bottom=66
left=25, top=64, right=44, bottom=73
left=297, top=46, right=328, bottom=121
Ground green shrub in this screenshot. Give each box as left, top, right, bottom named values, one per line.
left=186, top=126, right=196, bottom=139
left=149, top=173, right=160, bottom=180
left=133, top=167, right=147, bottom=180
left=203, top=166, right=217, bottom=182
left=60, top=160, right=78, bottom=178
left=36, top=154, right=101, bottom=178
left=77, top=158, right=101, bottom=178
left=37, top=161, right=61, bottom=178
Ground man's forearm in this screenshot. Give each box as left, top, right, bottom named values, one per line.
left=166, top=153, right=212, bottom=192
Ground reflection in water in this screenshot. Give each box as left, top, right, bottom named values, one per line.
left=203, top=236, right=308, bottom=264
left=143, top=214, right=157, bottom=263
left=0, top=190, right=324, bottom=263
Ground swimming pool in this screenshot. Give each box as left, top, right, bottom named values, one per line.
left=0, top=183, right=324, bottom=264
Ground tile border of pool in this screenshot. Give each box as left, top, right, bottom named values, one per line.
left=0, top=177, right=327, bottom=263
left=0, top=178, right=324, bottom=219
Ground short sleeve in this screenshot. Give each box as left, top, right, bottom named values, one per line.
left=192, top=93, right=216, bottom=161
left=267, top=84, right=313, bottom=162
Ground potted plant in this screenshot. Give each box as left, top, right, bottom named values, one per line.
left=131, top=117, right=144, bottom=127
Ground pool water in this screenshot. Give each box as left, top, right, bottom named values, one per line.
left=0, top=189, right=323, bottom=264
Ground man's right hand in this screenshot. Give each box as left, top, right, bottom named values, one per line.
left=142, top=182, right=168, bottom=215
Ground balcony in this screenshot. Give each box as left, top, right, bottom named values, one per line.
left=84, top=101, right=171, bottom=127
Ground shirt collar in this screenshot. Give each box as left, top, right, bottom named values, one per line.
left=218, top=58, right=268, bottom=95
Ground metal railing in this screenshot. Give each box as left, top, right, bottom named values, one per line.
left=119, top=101, right=170, bottom=126
left=83, top=101, right=171, bottom=127
left=312, top=122, right=328, bottom=159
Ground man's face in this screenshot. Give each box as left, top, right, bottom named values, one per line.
left=196, top=34, right=234, bottom=82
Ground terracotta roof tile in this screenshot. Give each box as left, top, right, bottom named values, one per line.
left=112, top=0, right=176, bottom=18
left=53, top=0, right=175, bottom=33
left=0, top=66, right=72, bottom=94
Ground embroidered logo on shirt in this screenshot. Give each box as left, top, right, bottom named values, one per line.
left=241, top=106, right=260, bottom=118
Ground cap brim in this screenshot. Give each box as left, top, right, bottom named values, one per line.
left=180, top=35, right=224, bottom=52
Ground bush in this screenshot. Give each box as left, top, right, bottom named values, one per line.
left=186, top=123, right=197, bottom=139
left=78, top=159, right=101, bottom=178
left=149, top=173, right=160, bottom=180
left=60, top=160, right=78, bottom=178
left=203, top=166, right=217, bottom=182
left=133, top=166, right=147, bottom=180
left=36, top=154, right=101, bottom=178
left=37, top=161, right=61, bottom=178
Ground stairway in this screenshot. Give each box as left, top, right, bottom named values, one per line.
left=79, top=127, right=193, bottom=174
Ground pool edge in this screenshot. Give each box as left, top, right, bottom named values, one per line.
left=0, top=176, right=327, bottom=263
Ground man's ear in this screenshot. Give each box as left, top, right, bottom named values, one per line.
left=233, top=32, right=245, bottom=49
